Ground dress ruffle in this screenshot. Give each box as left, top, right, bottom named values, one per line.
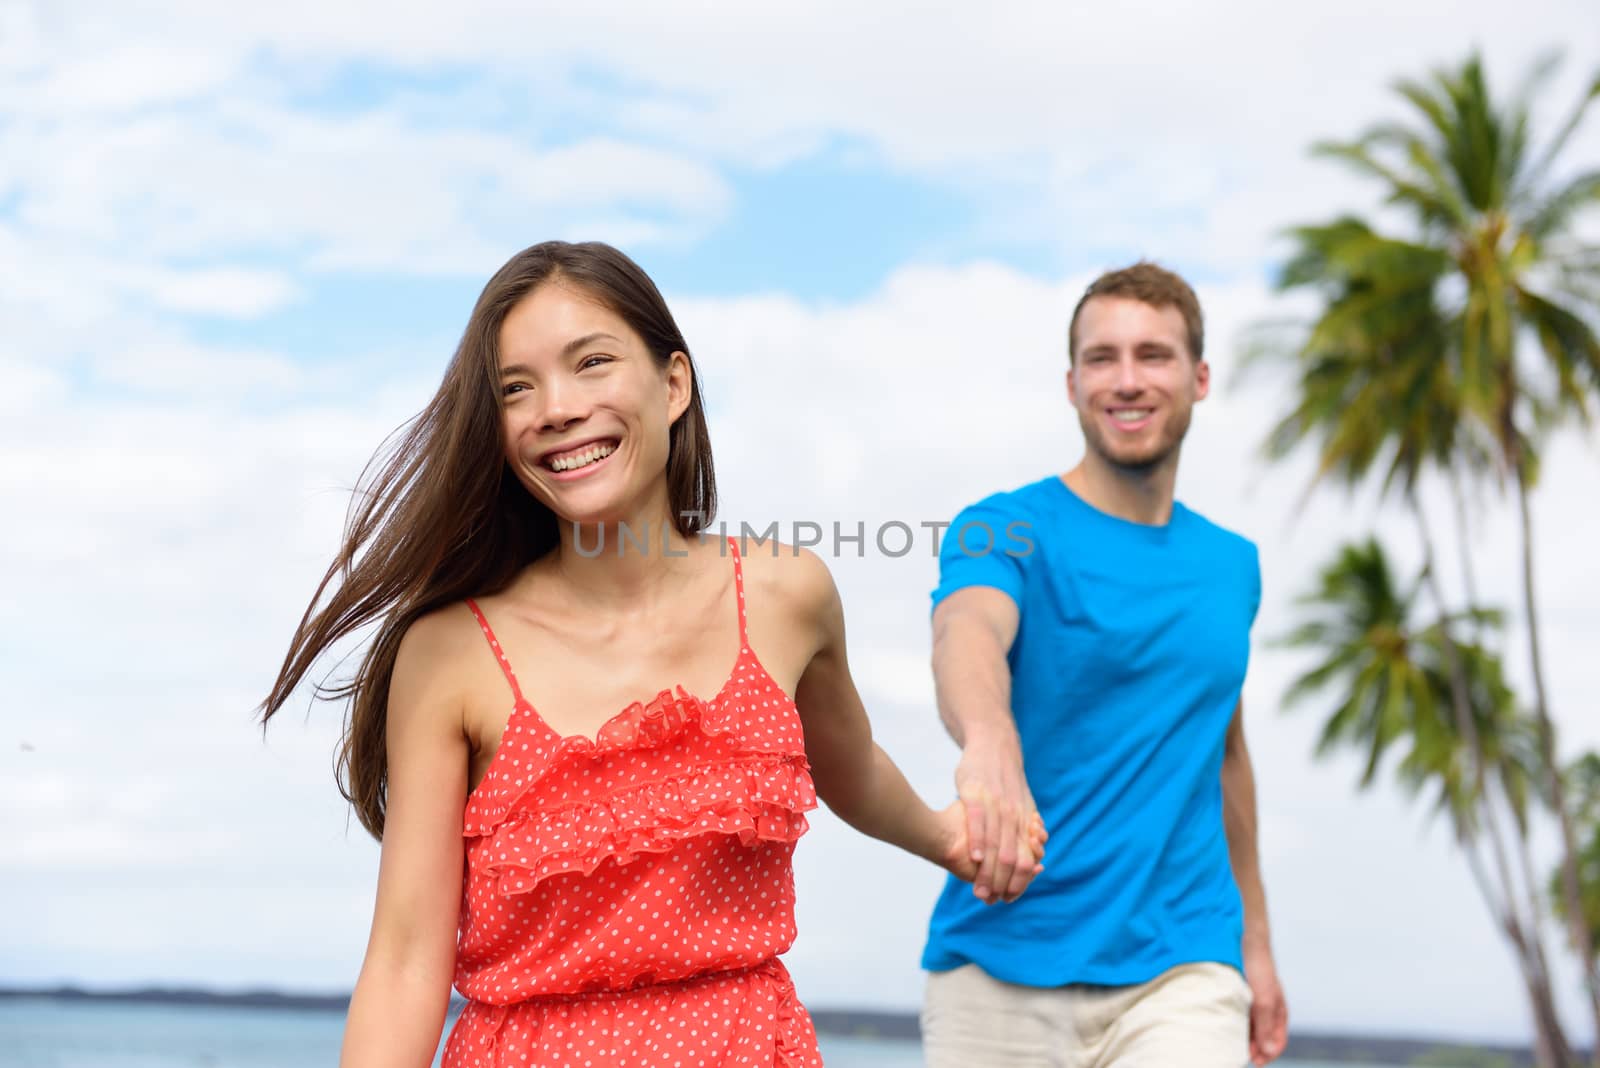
left=475, top=756, right=814, bottom=895
left=463, top=685, right=816, bottom=895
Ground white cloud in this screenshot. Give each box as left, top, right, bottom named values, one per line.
left=129, top=266, right=302, bottom=319
left=9, top=0, right=1595, bottom=289
left=28, top=1, right=1596, bottom=255
left=0, top=358, right=65, bottom=418
left=15, top=42, right=235, bottom=116
left=4, top=104, right=731, bottom=273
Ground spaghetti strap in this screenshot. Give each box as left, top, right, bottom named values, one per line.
left=465, top=598, right=525, bottom=704
left=727, top=536, right=749, bottom=648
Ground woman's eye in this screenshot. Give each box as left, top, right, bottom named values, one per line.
left=503, top=382, right=529, bottom=396
left=579, top=355, right=612, bottom=370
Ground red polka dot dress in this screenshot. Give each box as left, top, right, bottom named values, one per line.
left=442, top=538, right=825, bottom=1067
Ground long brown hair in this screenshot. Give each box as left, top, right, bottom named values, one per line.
left=260, top=241, right=716, bottom=838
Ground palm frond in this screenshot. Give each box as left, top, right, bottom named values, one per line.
left=1523, top=66, right=1600, bottom=196
left=1514, top=283, right=1600, bottom=415
left=1526, top=169, right=1600, bottom=244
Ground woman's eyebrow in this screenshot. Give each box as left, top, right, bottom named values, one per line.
left=500, top=332, right=622, bottom=377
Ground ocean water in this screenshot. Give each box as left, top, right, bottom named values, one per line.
left=0, top=999, right=1381, bottom=1068
left=0, top=1000, right=912, bottom=1068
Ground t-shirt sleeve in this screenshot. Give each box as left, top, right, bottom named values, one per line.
left=1247, top=540, right=1263, bottom=627
left=930, top=495, right=1033, bottom=612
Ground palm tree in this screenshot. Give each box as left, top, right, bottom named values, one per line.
left=1309, top=54, right=1600, bottom=1042
left=1251, top=216, right=1576, bottom=1058
left=1260, top=218, right=1483, bottom=496
left=1251, top=52, right=1600, bottom=1054
left=1282, top=539, right=1573, bottom=1065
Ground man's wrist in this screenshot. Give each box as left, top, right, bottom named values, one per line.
left=961, top=723, right=1022, bottom=757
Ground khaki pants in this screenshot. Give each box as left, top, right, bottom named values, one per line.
left=921, top=961, right=1250, bottom=1068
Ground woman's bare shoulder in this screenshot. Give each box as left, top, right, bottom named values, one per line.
left=734, top=539, right=840, bottom=626
left=390, top=601, right=489, bottom=710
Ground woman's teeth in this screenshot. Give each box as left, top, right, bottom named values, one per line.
left=550, top=443, right=616, bottom=472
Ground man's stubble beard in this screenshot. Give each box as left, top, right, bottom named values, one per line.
left=1077, top=403, right=1195, bottom=477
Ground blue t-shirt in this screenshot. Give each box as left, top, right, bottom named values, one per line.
left=922, top=475, right=1260, bottom=987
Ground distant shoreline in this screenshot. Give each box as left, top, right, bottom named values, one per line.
left=2, top=985, right=354, bottom=1013
left=0, top=984, right=1550, bottom=1065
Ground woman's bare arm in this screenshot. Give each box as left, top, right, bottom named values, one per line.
left=340, top=612, right=470, bottom=1068
left=783, top=550, right=1043, bottom=896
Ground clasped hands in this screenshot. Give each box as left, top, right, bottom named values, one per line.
left=938, top=739, right=1048, bottom=904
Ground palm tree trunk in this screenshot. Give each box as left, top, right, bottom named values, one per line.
left=1529, top=974, right=1581, bottom=1068
left=1460, top=815, right=1571, bottom=1066
left=1442, top=470, right=1574, bottom=1055
left=1442, top=468, right=1575, bottom=1057
left=1515, top=465, right=1600, bottom=1061
left=1416, top=497, right=1576, bottom=1062
left=1414, top=497, right=1523, bottom=924
left=1447, top=463, right=1482, bottom=625
left=1510, top=785, right=1582, bottom=1066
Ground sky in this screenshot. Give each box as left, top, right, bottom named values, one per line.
left=3, top=0, right=1600, bottom=1048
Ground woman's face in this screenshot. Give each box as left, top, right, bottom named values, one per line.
left=496, top=281, right=690, bottom=527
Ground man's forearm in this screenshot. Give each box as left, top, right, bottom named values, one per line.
left=1222, top=733, right=1271, bottom=948
left=932, top=614, right=1017, bottom=749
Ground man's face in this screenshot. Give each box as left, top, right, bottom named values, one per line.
left=1067, top=296, right=1209, bottom=473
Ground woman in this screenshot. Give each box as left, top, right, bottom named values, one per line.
left=261, top=241, right=1045, bottom=1066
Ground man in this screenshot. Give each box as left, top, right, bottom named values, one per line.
left=920, top=263, right=1288, bottom=1066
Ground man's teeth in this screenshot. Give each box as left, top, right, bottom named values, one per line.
left=1110, top=409, right=1153, bottom=424
left=550, top=443, right=616, bottom=471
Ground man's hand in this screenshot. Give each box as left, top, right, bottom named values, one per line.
left=954, top=736, right=1043, bottom=904
left=934, top=797, right=1046, bottom=899
left=1243, top=939, right=1287, bottom=1065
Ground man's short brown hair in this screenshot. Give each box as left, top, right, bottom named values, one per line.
left=1067, top=261, right=1204, bottom=363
